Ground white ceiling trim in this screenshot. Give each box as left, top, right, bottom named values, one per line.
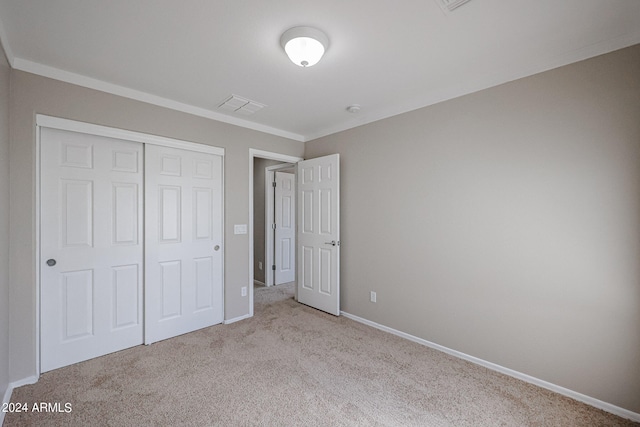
left=12, top=58, right=306, bottom=142
left=305, top=30, right=640, bottom=142
left=6, top=27, right=640, bottom=144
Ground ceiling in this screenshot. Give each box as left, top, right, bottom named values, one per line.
left=0, top=0, right=639, bottom=142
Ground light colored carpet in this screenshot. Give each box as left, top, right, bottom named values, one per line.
left=5, top=283, right=637, bottom=426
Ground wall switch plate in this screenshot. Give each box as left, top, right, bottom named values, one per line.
left=370, top=291, right=377, bottom=303
left=234, top=224, right=248, bottom=234
left=258, top=261, right=263, bottom=270
left=241, top=286, right=247, bottom=297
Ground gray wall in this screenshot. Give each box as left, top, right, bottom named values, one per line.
left=8, top=70, right=304, bottom=382
left=305, top=44, right=640, bottom=413
left=0, top=43, right=10, bottom=401
left=253, top=158, right=285, bottom=284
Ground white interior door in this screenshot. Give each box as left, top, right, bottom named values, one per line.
left=40, top=128, right=144, bottom=372
left=275, top=171, right=296, bottom=285
left=297, top=154, right=340, bottom=315
left=144, top=144, right=223, bottom=344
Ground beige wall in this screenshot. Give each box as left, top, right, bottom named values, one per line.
left=0, top=43, right=10, bottom=400
left=8, top=70, right=304, bottom=382
left=305, top=44, right=640, bottom=413
left=253, top=158, right=285, bottom=284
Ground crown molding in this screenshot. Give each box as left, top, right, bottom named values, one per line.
left=6, top=29, right=640, bottom=144
left=12, top=58, right=305, bottom=142
left=305, top=31, right=640, bottom=142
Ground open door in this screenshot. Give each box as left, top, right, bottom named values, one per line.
left=297, top=154, right=340, bottom=315
left=274, top=171, right=296, bottom=284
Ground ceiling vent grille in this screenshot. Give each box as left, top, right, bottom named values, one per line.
left=437, top=0, right=472, bottom=12
left=218, top=94, right=266, bottom=116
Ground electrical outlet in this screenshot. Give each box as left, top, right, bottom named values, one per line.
left=370, top=291, right=377, bottom=303
left=241, top=286, right=247, bottom=297
left=258, top=261, right=263, bottom=270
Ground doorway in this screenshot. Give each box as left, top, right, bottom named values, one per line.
left=248, top=150, right=302, bottom=316
left=248, top=150, right=341, bottom=317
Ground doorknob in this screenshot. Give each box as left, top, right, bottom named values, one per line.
left=46, top=259, right=57, bottom=267
left=324, top=241, right=338, bottom=247
left=214, top=245, right=220, bottom=251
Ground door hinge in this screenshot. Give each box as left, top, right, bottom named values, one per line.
left=272, top=265, right=276, bottom=271
left=272, top=181, right=276, bottom=187
left=272, top=223, right=276, bottom=230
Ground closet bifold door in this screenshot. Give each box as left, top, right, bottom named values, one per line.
left=40, top=128, right=144, bottom=372
left=144, top=144, right=223, bottom=344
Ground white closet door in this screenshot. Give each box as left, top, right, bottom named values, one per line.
left=40, top=128, right=143, bottom=372
left=275, top=171, right=296, bottom=285
left=144, top=144, right=223, bottom=344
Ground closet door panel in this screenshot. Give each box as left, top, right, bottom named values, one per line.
left=40, top=128, right=143, bottom=372
left=145, top=145, right=223, bottom=344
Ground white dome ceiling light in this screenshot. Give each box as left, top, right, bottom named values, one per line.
left=280, top=26, right=329, bottom=68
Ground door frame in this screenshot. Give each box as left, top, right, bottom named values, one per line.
left=264, top=164, right=296, bottom=287
left=35, top=114, right=225, bottom=377
left=248, top=149, right=302, bottom=316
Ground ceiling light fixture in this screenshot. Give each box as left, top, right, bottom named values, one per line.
left=280, top=26, right=329, bottom=67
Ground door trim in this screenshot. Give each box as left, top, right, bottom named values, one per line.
left=248, top=149, right=302, bottom=316
left=35, top=114, right=225, bottom=377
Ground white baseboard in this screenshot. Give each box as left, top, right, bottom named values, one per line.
left=224, top=313, right=252, bottom=325
left=10, top=375, right=38, bottom=389
left=340, top=311, right=640, bottom=423
left=253, top=280, right=265, bottom=286
left=1, top=375, right=39, bottom=425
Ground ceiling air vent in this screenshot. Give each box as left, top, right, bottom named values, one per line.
left=437, top=0, right=472, bottom=12
left=218, top=94, right=266, bottom=116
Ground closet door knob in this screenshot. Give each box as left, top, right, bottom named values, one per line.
left=46, top=259, right=57, bottom=267
left=214, top=245, right=220, bottom=251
